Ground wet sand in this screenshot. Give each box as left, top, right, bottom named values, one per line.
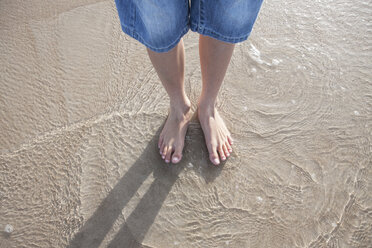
left=1, top=0, right=371, bottom=247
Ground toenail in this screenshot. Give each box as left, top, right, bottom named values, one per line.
left=165, top=159, right=170, bottom=163
left=213, top=158, right=220, bottom=165
left=172, top=157, right=179, bottom=163
left=222, top=156, right=226, bottom=161
left=162, top=155, right=165, bottom=159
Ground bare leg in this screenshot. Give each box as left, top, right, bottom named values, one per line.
left=197, top=35, right=234, bottom=165
left=147, top=39, right=191, bottom=164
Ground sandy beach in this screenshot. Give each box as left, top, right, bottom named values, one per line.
left=1, top=0, right=371, bottom=247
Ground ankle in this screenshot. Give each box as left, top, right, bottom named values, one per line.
left=197, top=99, right=216, bottom=114
left=170, top=98, right=191, bottom=116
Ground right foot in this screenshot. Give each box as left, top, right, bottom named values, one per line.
left=158, top=101, right=192, bottom=164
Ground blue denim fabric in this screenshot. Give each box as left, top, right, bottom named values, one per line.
left=115, top=0, right=264, bottom=53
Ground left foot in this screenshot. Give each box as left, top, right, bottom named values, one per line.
left=197, top=103, right=233, bottom=165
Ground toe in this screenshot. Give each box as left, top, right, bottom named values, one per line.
left=223, top=144, right=230, bottom=157
left=218, top=145, right=226, bottom=161
left=159, top=140, right=165, bottom=154
left=226, top=141, right=232, bottom=153
left=158, top=136, right=163, bottom=149
left=161, top=145, right=167, bottom=159
left=165, top=146, right=173, bottom=163
left=160, top=143, right=164, bottom=155
left=171, top=144, right=183, bottom=164
left=228, top=136, right=234, bottom=145
left=208, top=144, right=220, bottom=165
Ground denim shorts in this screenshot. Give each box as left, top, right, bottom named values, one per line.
left=114, top=0, right=264, bottom=53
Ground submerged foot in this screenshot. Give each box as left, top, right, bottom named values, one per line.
left=158, top=101, right=192, bottom=164
left=198, top=103, right=233, bottom=165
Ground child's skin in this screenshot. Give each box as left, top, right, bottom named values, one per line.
left=148, top=34, right=234, bottom=165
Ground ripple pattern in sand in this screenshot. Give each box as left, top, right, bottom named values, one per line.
left=1, top=0, right=371, bottom=248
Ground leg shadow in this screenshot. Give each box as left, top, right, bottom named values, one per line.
left=107, top=162, right=182, bottom=247
left=67, top=127, right=177, bottom=248
left=107, top=120, right=224, bottom=247
left=68, top=117, right=225, bottom=248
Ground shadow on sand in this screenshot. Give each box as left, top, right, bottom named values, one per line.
left=67, top=121, right=225, bottom=248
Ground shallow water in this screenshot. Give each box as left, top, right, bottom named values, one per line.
left=1, top=0, right=371, bottom=247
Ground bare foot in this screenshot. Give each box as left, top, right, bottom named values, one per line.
left=198, top=103, right=233, bottom=165
left=158, top=101, right=192, bottom=164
